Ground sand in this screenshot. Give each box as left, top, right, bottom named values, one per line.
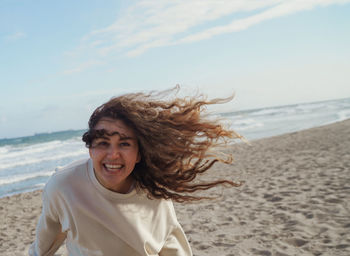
left=1, top=120, right=349, bottom=256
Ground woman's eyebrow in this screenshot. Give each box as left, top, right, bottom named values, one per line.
left=93, top=129, right=136, bottom=140
left=119, top=136, right=136, bottom=141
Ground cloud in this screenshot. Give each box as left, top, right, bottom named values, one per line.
left=84, top=0, right=279, bottom=56
left=71, top=0, right=350, bottom=60
left=176, top=0, right=350, bottom=44
left=4, top=32, right=26, bottom=42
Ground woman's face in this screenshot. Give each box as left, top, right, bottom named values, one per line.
left=89, top=118, right=140, bottom=193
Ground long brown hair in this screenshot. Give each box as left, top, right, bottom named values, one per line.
left=82, top=87, right=243, bottom=202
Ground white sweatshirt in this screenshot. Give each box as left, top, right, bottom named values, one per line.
left=29, top=158, right=192, bottom=256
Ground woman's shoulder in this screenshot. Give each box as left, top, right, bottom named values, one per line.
left=56, top=158, right=89, bottom=172
left=44, top=158, right=89, bottom=195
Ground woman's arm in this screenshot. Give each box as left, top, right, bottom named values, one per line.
left=159, top=225, right=193, bottom=256
left=29, top=189, right=66, bottom=256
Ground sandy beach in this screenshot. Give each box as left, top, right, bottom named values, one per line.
left=1, top=120, right=349, bottom=256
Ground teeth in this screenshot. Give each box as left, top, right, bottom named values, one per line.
left=104, top=164, right=123, bottom=169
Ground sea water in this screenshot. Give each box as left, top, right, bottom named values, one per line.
left=226, top=97, right=350, bottom=140
left=0, top=97, right=349, bottom=198
left=0, top=131, right=89, bottom=197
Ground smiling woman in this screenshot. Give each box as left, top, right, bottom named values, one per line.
left=29, top=87, right=242, bottom=256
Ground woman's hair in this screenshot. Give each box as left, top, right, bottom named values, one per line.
left=82, top=87, right=243, bottom=202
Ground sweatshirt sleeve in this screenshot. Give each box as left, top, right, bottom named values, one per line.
left=29, top=188, right=67, bottom=256
left=159, top=225, right=193, bottom=256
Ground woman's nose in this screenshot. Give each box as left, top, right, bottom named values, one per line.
left=108, top=145, right=121, bottom=158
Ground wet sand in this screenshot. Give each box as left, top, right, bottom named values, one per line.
left=1, top=120, right=350, bottom=255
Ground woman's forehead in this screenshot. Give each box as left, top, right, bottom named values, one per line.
left=94, top=118, right=136, bottom=138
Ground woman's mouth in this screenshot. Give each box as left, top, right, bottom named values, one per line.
left=103, top=163, right=123, bottom=172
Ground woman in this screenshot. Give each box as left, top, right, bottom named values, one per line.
left=29, top=87, right=242, bottom=256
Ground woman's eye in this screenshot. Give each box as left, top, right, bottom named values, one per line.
left=120, top=142, right=130, bottom=147
left=93, top=141, right=109, bottom=148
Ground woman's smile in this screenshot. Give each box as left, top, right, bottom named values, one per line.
left=103, top=163, right=124, bottom=172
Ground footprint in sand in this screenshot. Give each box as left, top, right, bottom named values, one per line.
left=286, top=238, right=308, bottom=247
left=250, top=248, right=272, bottom=255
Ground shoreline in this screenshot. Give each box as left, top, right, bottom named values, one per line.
left=0, top=118, right=346, bottom=200
left=1, top=119, right=350, bottom=255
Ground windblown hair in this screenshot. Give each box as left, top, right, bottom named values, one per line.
left=82, top=87, right=243, bottom=202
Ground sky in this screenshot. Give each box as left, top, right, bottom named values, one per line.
left=1, top=0, right=350, bottom=139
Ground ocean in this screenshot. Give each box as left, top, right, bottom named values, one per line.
left=0, top=97, right=349, bottom=198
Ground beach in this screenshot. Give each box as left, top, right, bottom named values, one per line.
left=1, top=120, right=349, bottom=256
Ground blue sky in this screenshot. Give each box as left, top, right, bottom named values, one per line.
left=1, top=0, right=350, bottom=138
